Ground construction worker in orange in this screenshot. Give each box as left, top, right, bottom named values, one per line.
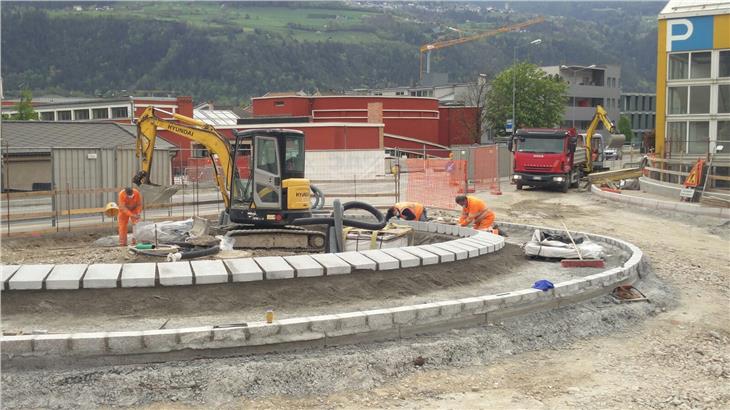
left=455, top=194, right=495, bottom=231
left=118, top=186, right=142, bottom=246
left=385, top=201, right=427, bottom=221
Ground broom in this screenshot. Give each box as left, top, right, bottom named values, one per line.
left=560, top=221, right=605, bottom=268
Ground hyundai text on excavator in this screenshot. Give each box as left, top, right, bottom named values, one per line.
left=509, top=105, right=625, bottom=192
left=133, top=106, right=328, bottom=250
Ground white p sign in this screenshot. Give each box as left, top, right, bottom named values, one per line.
left=667, top=19, right=693, bottom=52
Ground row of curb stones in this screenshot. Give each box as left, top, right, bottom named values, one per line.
left=0, top=223, right=501, bottom=292
left=591, top=184, right=730, bottom=218
left=1, top=221, right=648, bottom=363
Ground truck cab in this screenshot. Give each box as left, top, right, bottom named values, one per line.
left=509, top=128, right=584, bottom=192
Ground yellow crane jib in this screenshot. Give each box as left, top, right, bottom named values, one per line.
left=419, top=16, right=545, bottom=78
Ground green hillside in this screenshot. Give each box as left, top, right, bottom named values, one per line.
left=1, top=1, right=663, bottom=105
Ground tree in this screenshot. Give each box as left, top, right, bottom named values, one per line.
left=617, top=115, right=635, bottom=144
left=485, top=63, right=568, bottom=135
left=461, top=74, right=490, bottom=144
left=10, top=90, right=39, bottom=120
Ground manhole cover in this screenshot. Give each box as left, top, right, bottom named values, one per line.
left=610, top=285, right=649, bottom=304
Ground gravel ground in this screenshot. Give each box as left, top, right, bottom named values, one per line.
left=2, top=188, right=729, bottom=409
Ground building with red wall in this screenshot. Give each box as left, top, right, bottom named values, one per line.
left=251, top=95, right=478, bottom=151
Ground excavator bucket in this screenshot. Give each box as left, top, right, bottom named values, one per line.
left=138, top=183, right=179, bottom=205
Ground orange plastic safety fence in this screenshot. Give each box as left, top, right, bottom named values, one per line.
left=403, top=158, right=467, bottom=210
left=471, top=145, right=500, bottom=193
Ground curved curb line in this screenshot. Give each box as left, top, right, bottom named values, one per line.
left=0, top=223, right=504, bottom=292
left=1, top=222, right=647, bottom=367
left=591, top=184, right=729, bottom=218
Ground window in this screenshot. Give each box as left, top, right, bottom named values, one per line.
left=688, top=121, right=709, bottom=154
left=92, top=108, right=108, bottom=119
left=668, top=87, right=688, bottom=114
left=40, top=112, right=55, bottom=121
left=111, top=107, right=128, bottom=118
left=669, top=53, right=689, bottom=80
left=720, top=51, right=730, bottom=77
left=667, top=122, right=687, bottom=153
left=57, top=111, right=72, bottom=121
left=256, top=138, right=278, bottom=175
left=690, top=52, right=711, bottom=79
left=719, top=85, right=730, bottom=113
left=689, top=85, right=710, bottom=114
left=191, top=143, right=209, bottom=158
left=284, top=135, right=304, bottom=174
left=718, top=121, right=730, bottom=146
left=395, top=91, right=404, bottom=96
left=74, top=109, right=89, bottom=120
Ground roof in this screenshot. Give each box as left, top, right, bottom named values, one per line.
left=193, top=109, right=240, bottom=126
left=659, top=0, right=730, bottom=18
left=0, top=121, right=175, bottom=152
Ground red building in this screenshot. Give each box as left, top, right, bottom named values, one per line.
left=251, top=95, right=478, bottom=151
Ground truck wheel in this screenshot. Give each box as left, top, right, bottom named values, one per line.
left=570, top=170, right=580, bottom=188
left=516, top=183, right=523, bottom=190
left=561, top=176, right=570, bottom=193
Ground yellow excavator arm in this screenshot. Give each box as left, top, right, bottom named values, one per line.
left=135, top=106, right=234, bottom=208
left=584, top=105, right=617, bottom=173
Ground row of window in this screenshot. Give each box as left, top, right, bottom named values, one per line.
left=622, top=95, right=655, bottom=112
left=38, top=107, right=129, bottom=121
left=626, top=113, right=656, bottom=131
left=668, top=84, right=730, bottom=114
left=668, top=50, right=730, bottom=80
left=667, top=120, right=730, bottom=154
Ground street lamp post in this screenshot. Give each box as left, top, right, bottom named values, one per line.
left=561, top=64, right=596, bottom=129
left=512, top=39, right=542, bottom=138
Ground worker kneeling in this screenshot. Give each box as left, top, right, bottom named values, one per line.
left=385, top=201, right=427, bottom=222
left=455, top=195, right=495, bottom=231
left=118, top=186, right=142, bottom=246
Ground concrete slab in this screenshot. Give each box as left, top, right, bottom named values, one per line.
left=121, top=263, right=156, bottom=288
left=400, top=246, right=439, bottom=265
left=310, top=253, right=351, bottom=275
left=45, top=264, right=88, bottom=290
left=157, top=262, right=193, bottom=286
left=335, top=251, right=377, bottom=271
left=379, top=248, right=421, bottom=268
left=284, top=255, right=324, bottom=278
left=190, top=260, right=229, bottom=284
left=417, top=245, right=456, bottom=263
left=254, top=256, right=295, bottom=280
left=83, top=264, right=122, bottom=289
left=1, top=265, right=21, bottom=291
left=431, top=242, right=468, bottom=260
left=358, top=250, right=399, bottom=270
left=447, top=240, right=480, bottom=258
left=224, top=258, right=264, bottom=282
left=455, top=238, right=488, bottom=255
left=8, top=264, right=54, bottom=290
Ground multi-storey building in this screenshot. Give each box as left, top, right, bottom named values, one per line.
left=540, top=64, right=622, bottom=130
left=652, top=0, right=730, bottom=194
left=620, top=92, right=656, bottom=146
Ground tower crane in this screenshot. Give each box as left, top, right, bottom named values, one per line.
left=419, top=16, right=545, bottom=79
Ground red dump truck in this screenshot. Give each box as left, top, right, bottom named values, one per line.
left=508, top=128, right=586, bottom=192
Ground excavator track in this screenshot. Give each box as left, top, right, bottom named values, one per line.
left=225, top=227, right=327, bottom=252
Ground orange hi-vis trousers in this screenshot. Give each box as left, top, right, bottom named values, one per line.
left=118, top=189, right=142, bottom=246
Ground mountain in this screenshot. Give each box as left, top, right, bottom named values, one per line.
left=1, top=1, right=663, bottom=105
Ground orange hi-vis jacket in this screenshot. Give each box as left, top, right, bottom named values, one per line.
left=394, top=201, right=425, bottom=221
left=458, top=196, right=495, bottom=230
left=118, top=189, right=142, bottom=218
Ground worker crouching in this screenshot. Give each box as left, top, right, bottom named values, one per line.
left=455, top=195, right=495, bottom=231
left=118, top=187, right=142, bottom=246
left=385, top=201, right=427, bottom=221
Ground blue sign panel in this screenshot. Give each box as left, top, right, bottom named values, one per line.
left=667, top=16, right=714, bottom=52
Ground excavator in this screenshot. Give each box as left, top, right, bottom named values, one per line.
left=580, top=104, right=624, bottom=173
left=134, top=106, right=386, bottom=252
left=134, top=106, right=329, bottom=250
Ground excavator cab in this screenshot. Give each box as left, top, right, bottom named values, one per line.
left=230, top=129, right=311, bottom=226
